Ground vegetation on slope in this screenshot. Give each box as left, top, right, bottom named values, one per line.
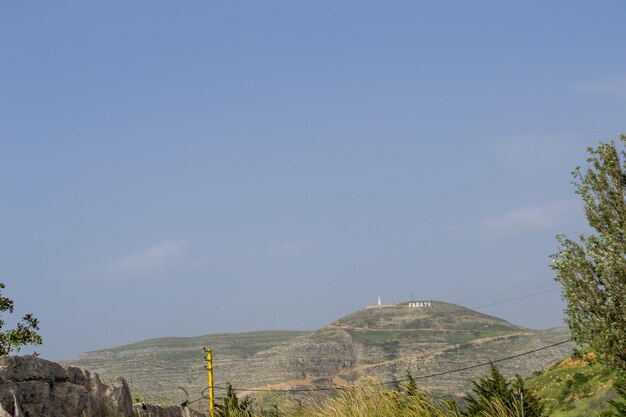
left=526, top=353, right=620, bottom=417
left=210, top=357, right=626, bottom=417
left=212, top=371, right=547, bottom=417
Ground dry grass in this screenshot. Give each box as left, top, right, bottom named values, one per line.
left=236, top=378, right=527, bottom=417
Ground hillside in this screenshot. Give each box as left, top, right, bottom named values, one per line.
left=70, top=301, right=574, bottom=408
left=526, top=354, right=621, bottom=417
left=72, top=330, right=310, bottom=403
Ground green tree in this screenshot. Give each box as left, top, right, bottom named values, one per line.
left=215, top=383, right=254, bottom=417
left=463, top=364, right=511, bottom=416
left=0, top=282, right=42, bottom=356
left=462, top=364, right=544, bottom=417
left=551, top=137, right=626, bottom=371
left=512, top=375, right=545, bottom=417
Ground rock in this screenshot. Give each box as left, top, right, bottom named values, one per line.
left=110, top=376, right=134, bottom=412
left=134, top=403, right=206, bottom=417
left=0, top=355, right=204, bottom=417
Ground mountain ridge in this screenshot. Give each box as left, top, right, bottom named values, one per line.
left=71, top=300, right=573, bottom=406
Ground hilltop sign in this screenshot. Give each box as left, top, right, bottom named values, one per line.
left=408, top=301, right=432, bottom=308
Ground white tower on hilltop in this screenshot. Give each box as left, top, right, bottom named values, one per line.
left=377, top=296, right=381, bottom=306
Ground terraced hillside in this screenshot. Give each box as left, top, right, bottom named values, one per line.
left=71, top=301, right=573, bottom=408
left=72, top=331, right=310, bottom=403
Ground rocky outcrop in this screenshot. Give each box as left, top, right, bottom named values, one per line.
left=134, top=403, right=205, bottom=417
left=0, top=355, right=205, bottom=417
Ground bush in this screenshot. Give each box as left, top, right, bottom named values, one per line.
left=463, top=364, right=545, bottom=417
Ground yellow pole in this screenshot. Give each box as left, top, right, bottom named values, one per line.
left=205, top=348, right=215, bottom=417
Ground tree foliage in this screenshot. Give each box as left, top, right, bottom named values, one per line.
left=0, top=282, right=42, bottom=356
left=462, top=364, right=544, bottom=417
left=551, top=137, right=626, bottom=371
left=215, top=383, right=254, bottom=417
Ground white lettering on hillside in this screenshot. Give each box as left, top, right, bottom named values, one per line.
left=408, top=301, right=432, bottom=308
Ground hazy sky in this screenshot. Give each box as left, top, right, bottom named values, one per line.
left=2, top=2, right=626, bottom=360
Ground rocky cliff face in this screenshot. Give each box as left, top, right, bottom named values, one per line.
left=0, top=355, right=205, bottom=417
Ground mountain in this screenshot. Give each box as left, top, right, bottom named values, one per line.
left=70, top=301, right=573, bottom=406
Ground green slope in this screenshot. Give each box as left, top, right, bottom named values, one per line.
left=526, top=355, right=620, bottom=417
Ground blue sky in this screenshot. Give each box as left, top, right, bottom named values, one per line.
left=1, top=1, right=626, bottom=360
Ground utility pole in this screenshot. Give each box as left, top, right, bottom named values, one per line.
left=204, top=347, right=215, bottom=417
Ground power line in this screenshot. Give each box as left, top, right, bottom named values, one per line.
left=211, top=339, right=571, bottom=393
left=459, top=283, right=559, bottom=304
left=469, top=288, right=560, bottom=310
left=186, top=387, right=208, bottom=406
left=394, top=339, right=570, bottom=382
